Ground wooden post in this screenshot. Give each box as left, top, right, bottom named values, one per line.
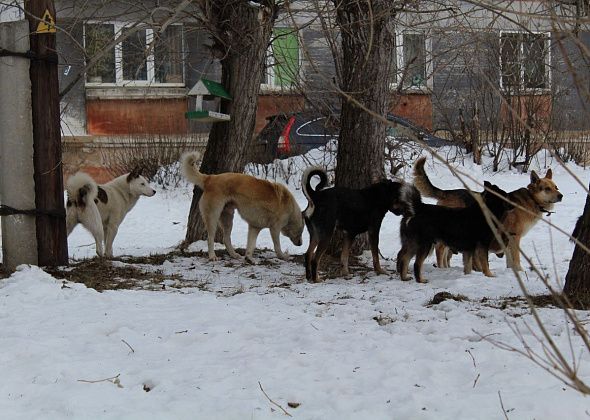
left=25, top=0, right=68, bottom=266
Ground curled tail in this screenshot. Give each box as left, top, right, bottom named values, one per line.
left=301, top=166, right=328, bottom=219
left=181, top=151, right=206, bottom=189
left=413, top=156, right=447, bottom=201
left=66, top=172, right=98, bottom=209
left=400, top=182, right=422, bottom=218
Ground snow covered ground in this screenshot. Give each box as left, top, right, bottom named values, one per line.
left=1, top=147, right=590, bottom=419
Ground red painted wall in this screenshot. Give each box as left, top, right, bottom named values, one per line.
left=86, top=98, right=188, bottom=135
left=391, top=94, right=433, bottom=130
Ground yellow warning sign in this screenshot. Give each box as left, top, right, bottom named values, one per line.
left=36, top=9, right=56, bottom=34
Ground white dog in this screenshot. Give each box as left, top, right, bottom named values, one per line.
left=65, top=169, right=156, bottom=257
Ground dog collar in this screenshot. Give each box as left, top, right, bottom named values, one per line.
left=538, top=205, right=554, bottom=216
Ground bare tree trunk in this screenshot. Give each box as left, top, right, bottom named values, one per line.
left=183, top=1, right=278, bottom=246
left=331, top=0, right=396, bottom=253
left=26, top=0, right=69, bottom=266
left=564, top=184, right=590, bottom=307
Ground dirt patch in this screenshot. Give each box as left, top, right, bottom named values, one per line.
left=43, top=248, right=298, bottom=293
left=427, top=292, right=564, bottom=311
left=427, top=291, right=469, bottom=306
left=480, top=294, right=564, bottom=310
left=292, top=253, right=373, bottom=280
left=46, top=258, right=181, bottom=292
left=113, top=250, right=203, bottom=266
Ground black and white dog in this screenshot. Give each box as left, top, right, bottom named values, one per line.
left=66, top=169, right=156, bottom=257
left=301, top=166, right=411, bottom=282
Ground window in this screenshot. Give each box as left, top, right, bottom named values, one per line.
left=85, top=23, right=116, bottom=83
left=84, top=23, right=184, bottom=85
left=500, top=32, right=550, bottom=90
left=391, top=32, right=429, bottom=89
left=262, top=28, right=300, bottom=89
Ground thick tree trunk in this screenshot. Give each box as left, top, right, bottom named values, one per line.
left=184, top=1, right=278, bottom=246
left=331, top=0, right=396, bottom=253
left=564, top=184, right=590, bottom=307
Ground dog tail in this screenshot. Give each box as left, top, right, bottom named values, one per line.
left=413, top=157, right=449, bottom=201
left=399, top=182, right=422, bottom=218
left=302, top=166, right=328, bottom=201
left=66, top=172, right=98, bottom=209
left=181, top=151, right=206, bottom=189
left=301, top=166, right=328, bottom=219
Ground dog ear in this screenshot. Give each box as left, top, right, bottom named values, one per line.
left=545, top=168, right=553, bottom=180
left=530, top=170, right=540, bottom=184
left=127, top=166, right=142, bottom=182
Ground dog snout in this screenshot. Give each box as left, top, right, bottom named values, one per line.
left=557, top=193, right=563, bottom=202
left=293, top=236, right=302, bottom=246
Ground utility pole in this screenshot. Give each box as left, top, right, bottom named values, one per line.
left=0, top=20, right=38, bottom=272
left=25, top=0, right=68, bottom=266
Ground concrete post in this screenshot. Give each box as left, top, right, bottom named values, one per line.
left=0, top=20, right=38, bottom=271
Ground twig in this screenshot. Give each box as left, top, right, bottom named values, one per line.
left=466, top=349, right=477, bottom=368
left=258, top=381, right=292, bottom=417
left=473, top=373, right=480, bottom=388
left=121, top=339, right=135, bottom=354
left=78, top=373, right=120, bottom=384
left=498, top=391, right=510, bottom=420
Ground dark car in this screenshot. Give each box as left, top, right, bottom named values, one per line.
left=250, top=111, right=451, bottom=164
left=250, top=112, right=339, bottom=163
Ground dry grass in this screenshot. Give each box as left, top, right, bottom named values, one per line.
left=45, top=258, right=181, bottom=292
left=427, top=291, right=469, bottom=306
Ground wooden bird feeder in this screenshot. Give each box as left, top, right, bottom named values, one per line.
left=185, top=78, right=231, bottom=122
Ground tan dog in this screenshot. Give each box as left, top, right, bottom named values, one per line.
left=181, top=152, right=304, bottom=262
left=413, top=156, right=563, bottom=271
left=489, top=169, right=562, bottom=270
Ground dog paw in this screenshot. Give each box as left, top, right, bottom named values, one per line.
left=208, top=254, right=219, bottom=262
left=416, top=278, right=429, bottom=284
left=375, top=269, right=389, bottom=276
left=228, top=251, right=241, bottom=259
left=277, top=253, right=291, bottom=261
left=245, top=256, right=256, bottom=265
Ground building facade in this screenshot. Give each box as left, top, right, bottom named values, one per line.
left=2, top=1, right=590, bottom=179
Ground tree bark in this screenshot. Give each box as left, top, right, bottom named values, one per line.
left=564, top=184, right=590, bottom=307
left=26, top=0, right=69, bottom=266
left=184, top=1, right=279, bottom=246
left=331, top=0, right=396, bottom=253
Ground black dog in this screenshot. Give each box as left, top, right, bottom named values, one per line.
left=396, top=181, right=513, bottom=283
left=302, top=166, right=411, bottom=283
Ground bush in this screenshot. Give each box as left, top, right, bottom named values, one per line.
left=100, top=134, right=205, bottom=188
